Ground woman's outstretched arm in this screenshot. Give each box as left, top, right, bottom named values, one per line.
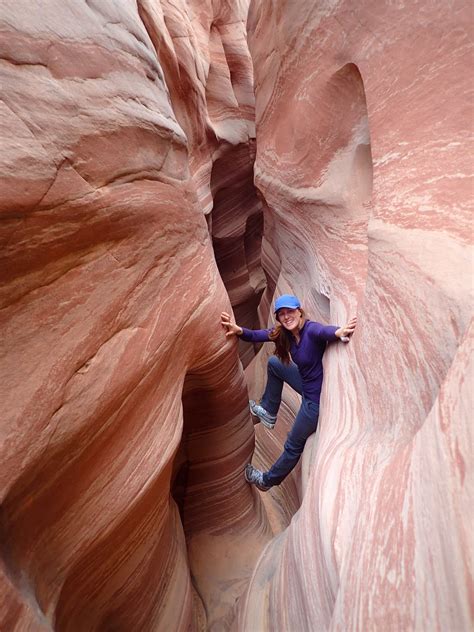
left=221, top=311, right=272, bottom=342
left=309, top=317, right=357, bottom=342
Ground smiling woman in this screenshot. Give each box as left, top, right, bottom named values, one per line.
left=221, top=295, right=356, bottom=491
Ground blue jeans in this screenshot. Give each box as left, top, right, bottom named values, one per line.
left=260, top=355, right=320, bottom=487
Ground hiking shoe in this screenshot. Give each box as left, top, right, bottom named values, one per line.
left=244, top=464, right=271, bottom=492
left=249, top=400, right=277, bottom=429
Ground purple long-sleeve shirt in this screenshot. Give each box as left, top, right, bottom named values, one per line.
left=240, top=320, right=339, bottom=404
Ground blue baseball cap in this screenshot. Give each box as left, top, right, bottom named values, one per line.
left=274, top=294, right=301, bottom=313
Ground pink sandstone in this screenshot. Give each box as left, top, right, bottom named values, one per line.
left=1, top=1, right=268, bottom=630
left=0, top=0, right=472, bottom=631
left=238, top=1, right=473, bottom=630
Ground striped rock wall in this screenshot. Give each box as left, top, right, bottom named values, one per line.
left=1, top=1, right=472, bottom=631
left=238, top=1, right=473, bottom=630
left=0, top=1, right=269, bottom=630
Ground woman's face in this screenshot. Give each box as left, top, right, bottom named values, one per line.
left=277, top=307, right=302, bottom=332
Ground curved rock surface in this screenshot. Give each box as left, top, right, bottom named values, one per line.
left=239, top=1, right=473, bottom=630
left=0, top=1, right=270, bottom=630
left=1, top=0, right=472, bottom=631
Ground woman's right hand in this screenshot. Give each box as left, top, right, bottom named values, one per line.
left=221, top=311, right=243, bottom=337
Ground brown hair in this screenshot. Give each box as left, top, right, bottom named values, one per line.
left=269, top=309, right=306, bottom=364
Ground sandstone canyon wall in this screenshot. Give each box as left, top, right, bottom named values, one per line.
left=0, top=1, right=270, bottom=630
left=238, top=1, right=473, bottom=631
left=1, top=1, right=473, bottom=631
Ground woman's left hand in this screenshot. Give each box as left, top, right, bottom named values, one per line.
left=336, top=317, right=357, bottom=339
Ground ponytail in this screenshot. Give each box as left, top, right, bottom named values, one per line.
left=269, top=323, right=292, bottom=364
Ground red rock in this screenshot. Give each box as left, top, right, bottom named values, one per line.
left=0, top=1, right=270, bottom=630
left=239, top=1, right=473, bottom=630
left=1, top=0, right=472, bottom=630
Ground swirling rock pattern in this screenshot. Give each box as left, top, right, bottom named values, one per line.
left=0, top=1, right=271, bottom=630
left=238, top=1, right=473, bottom=631
left=1, top=1, right=473, bottom=631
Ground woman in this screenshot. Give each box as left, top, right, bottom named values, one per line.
left=221, top=294, right=356, bottom=492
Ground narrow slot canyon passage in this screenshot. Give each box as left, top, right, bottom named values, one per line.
left=0, top=1, right=472, bottom=632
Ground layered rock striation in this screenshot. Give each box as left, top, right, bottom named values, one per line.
left=238, top=1, right=473, bottom=630
left=0, top=1, right=269, bottom=630
left=1, top=0, right=473, bottom=631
